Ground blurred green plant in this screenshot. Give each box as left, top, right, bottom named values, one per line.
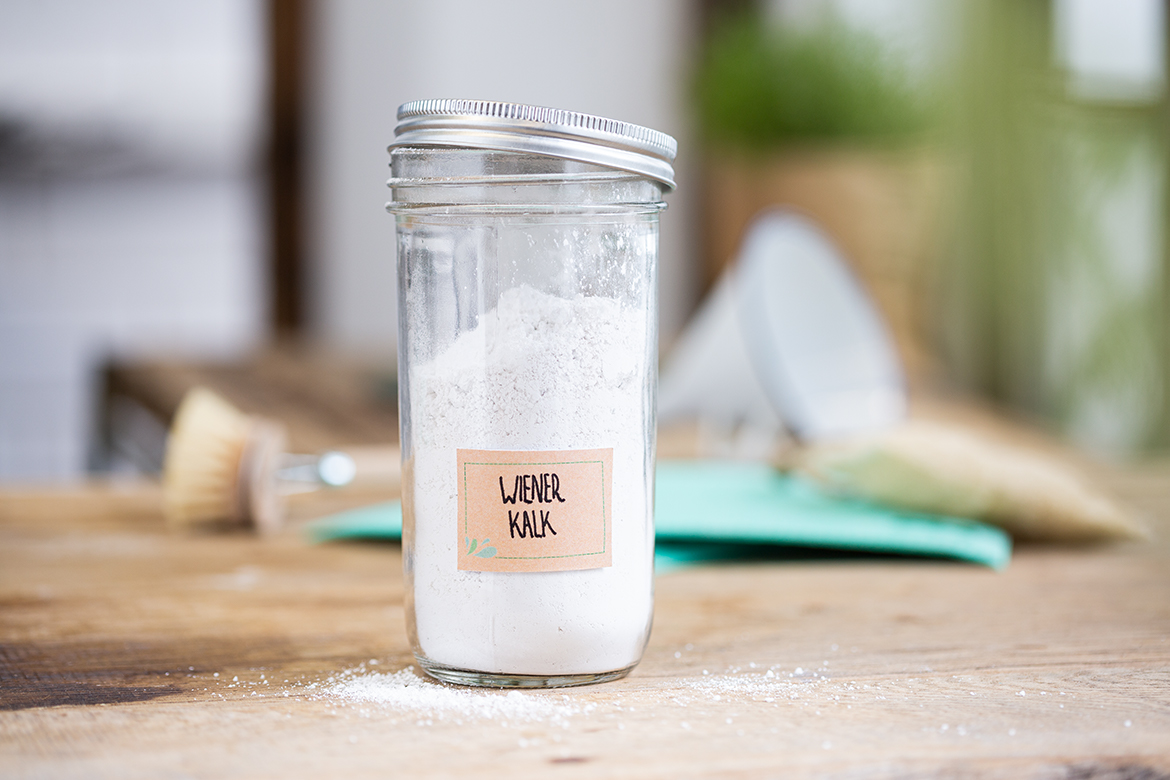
left=694, top=13, right=931, bottom=149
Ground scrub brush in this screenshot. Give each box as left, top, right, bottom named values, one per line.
left=162, top=386, right=401, bottom=533
left=791, top=418, right=1147, bottom=543
left=162, top=387, right=288, bottom=533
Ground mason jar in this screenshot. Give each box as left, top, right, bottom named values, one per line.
left=387, top=99, right=676, bottom=688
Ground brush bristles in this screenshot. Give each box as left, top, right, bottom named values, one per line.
left=163, top=387, right=252, bottom=528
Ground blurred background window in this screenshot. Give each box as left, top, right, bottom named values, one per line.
left=1, top=0, right=1166, bottom=484
left=0, top=0, right=267, bottom=480
left=945, top=0, right=1167, bottom=456
left=0, top=0, right=698, bottom=481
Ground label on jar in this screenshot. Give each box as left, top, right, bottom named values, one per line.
left=456, top=448, right=613, bottom=572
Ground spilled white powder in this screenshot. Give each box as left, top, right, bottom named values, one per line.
left=407, top=285, right=654, bottom=676
left=320, top=667, right=579, bottom=722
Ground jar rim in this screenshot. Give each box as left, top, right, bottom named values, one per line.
left=383, top=201, right=667, bottom=216
left=386, top=169, right=647, bottom=188
left=389, top=99, right=677, bottom=190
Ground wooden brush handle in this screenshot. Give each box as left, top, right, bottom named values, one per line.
left=240, top=419, right=289, bottom=534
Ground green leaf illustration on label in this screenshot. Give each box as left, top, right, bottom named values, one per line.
left=465, top=536, right=496, bottom=558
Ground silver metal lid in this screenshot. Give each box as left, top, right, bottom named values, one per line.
left=390, top=99, right=677, bottom=190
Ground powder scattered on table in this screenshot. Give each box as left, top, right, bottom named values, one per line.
left=309, top=666, right=581, bottom=723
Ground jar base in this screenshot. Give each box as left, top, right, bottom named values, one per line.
left=416, top=656, right=636, bottom=689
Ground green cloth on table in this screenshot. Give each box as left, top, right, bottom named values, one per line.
left=305, top=460, right=1011, bottom=570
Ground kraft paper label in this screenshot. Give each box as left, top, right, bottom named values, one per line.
left=457, top=448, right=613, bottom=573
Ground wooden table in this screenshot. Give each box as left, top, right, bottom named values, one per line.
left=2, top=466, right=1169, bottom=778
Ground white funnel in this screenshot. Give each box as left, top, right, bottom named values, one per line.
left=658, top=210, right=907, bottom=441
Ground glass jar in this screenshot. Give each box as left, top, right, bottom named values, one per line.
left=387, top=100, right=676, bottom=688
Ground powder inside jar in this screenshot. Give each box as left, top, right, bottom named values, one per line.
left=406, top=284, right=655, bottom=676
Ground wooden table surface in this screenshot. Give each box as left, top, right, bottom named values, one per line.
left=2, top=465, right=1169, bottom=779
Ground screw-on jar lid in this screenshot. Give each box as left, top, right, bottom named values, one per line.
left=390, top=99, right=677, bottom=190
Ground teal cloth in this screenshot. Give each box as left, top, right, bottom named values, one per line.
left=305, top=460, right=1011, bottom=570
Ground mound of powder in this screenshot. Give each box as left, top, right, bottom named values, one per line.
left=406, top=284, right=655, bottom=676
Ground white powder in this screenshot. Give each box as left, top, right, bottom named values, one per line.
left=319, top=667, right=579, bottom=722
left=406, top=285, right=654, bottom=676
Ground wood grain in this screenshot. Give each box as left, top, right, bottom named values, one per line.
left=2, top=468, right=1169, bottom=779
